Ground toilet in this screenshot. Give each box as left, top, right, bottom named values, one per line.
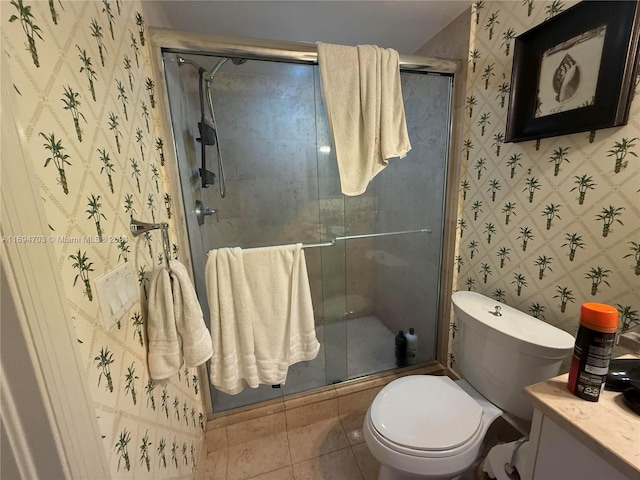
left=363, top=291, right=575, bottom=480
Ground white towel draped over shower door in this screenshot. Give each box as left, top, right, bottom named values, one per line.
left=206, top=243, right=320, bottom=395
left=317, top=42, right=411, bottom=196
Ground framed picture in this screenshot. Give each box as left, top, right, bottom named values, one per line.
left=505, top=0, right=640, bottom=143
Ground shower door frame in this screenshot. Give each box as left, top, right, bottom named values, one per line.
left=147, top=27, right=461, bottom=418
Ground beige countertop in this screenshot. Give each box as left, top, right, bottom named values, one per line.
left=526, top=370, right=640, bottom=479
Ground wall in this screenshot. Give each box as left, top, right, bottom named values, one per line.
left=3, top=1, right=203, bottom=477
left=162, top=57, right=335, bottom=323
left=206, top=61, right=377, bottom=325
left=450, top=0, right=640, bottom=369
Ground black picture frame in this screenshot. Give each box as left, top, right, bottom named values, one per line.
left=505, top=0, right=640, bottom=143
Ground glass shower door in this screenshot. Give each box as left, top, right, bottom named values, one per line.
left=161, top=49, right=451, bottom=413
left=162, top=52, right=349, bottom=411
left=318, top=70, right=452, bottom=380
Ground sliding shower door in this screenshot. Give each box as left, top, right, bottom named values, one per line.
left=324, top=71, right=451, bottom=380
left=162, top=50, right=451, bottom=413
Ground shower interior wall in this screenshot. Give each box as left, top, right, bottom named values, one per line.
left=163, top=53, right=450, bottom=411
left=373, top=75, right=451, bottom=337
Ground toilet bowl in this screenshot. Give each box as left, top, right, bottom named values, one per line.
left=363, top=291, right=575, bottom=480
left=363, top=375, right=502, bottom=479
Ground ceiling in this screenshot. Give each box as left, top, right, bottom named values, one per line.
left=149, top=1, right=473, bottom=55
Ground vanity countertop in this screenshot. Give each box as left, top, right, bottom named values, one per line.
left=526, top=369, right=640, bottom=479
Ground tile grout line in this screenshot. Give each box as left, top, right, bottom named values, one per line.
left=338, top=416, right=366, bottom=480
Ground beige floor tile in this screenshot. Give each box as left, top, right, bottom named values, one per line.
left=339, top=410, right=366, bottom=445
left=227, top=412, right=286, bottom=446
left=247, top=465, right=295, bottom=480
left=352, top=443, right=380, bottom=480
left=227, top=431, right=291, bottom=480
left=206, top=426, right=229, bottom=452
left=293, top=447, right=363, bottom=480
left=287, top=417, right=350, bottom=464
left=201, top=449, right=228, bottom=480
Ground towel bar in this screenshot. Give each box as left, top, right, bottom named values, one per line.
left=302, top=228, right=432, bottom=249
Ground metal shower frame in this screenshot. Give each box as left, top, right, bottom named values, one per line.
left=153, top=28, right=459, bottom=74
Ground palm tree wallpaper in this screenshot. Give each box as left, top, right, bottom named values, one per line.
left=3, top=1, right=202, bottom=477
left=450, top=0, right=639, bottom=369
left=4, top=0, right=639, bottom=474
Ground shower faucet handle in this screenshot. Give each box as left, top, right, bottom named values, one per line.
left=195, top=200, right=219, bottom=226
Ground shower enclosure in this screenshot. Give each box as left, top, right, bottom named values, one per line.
left=159, top=34, right=454, bottom=413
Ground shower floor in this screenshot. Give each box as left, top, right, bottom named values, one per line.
left=346, top=315, right=397, bottom=378
left=212, top=316, right=396, bottom=412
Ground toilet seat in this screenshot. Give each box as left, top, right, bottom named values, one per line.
left=369, top=376, right=484, bottom=457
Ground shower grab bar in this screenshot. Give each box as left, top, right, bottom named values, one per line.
left=302, top=228, right=432, bottom=249
left=130, top=218, right=172, bottom=271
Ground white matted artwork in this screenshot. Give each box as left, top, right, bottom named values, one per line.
left=535, top=25, right=607, bottom=118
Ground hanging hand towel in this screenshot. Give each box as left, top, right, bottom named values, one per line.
left=147, top=265, right=181, bottom=380
left=169, top=260, right=213, bottom=367
left=206, top=244, right=320, bottom=395
left=147, top=260, right=213, bottom=380
left=317, top=42, right=411, bottom=196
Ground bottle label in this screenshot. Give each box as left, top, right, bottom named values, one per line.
left=568, top=326, right=615, bottom=402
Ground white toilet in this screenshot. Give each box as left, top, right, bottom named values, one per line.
left=363, top=291, right=575, bottom=480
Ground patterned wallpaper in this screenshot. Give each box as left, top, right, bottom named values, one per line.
left=3, top=1, right=203, bottom=477
left=449, top=0, right=640, bottom=370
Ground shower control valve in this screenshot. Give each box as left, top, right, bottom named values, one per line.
left=195, top=200, right=219, bottom=226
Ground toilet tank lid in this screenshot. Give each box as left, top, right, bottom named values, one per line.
left=452, top=291, right=575, bottom=358
left=370, top=375, right=483, bottom=451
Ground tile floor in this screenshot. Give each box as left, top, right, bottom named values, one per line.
left=199, top=409, right=379, bottom=480
left=196, top=366, right=521, bottom=480
left=196, top=365, right=435, bottom=479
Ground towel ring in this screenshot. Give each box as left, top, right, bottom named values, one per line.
left=130, top=218, right=172, bottom=272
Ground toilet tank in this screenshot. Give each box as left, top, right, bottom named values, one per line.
left=451, top=291, right=574, bottom=420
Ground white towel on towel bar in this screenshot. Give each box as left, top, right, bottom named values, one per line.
left=147, top=260, right=213, bottom=380
left=206, top=243, right=320, bottom=395
left=317, top=42, right=411, bottom=196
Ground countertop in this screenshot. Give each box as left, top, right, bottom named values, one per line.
left=526, top=369, right=640, bottom=479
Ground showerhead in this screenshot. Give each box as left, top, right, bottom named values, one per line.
left=176, top=55, right=205, bottom=73
left=231, top=58, right=247, bottom=65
